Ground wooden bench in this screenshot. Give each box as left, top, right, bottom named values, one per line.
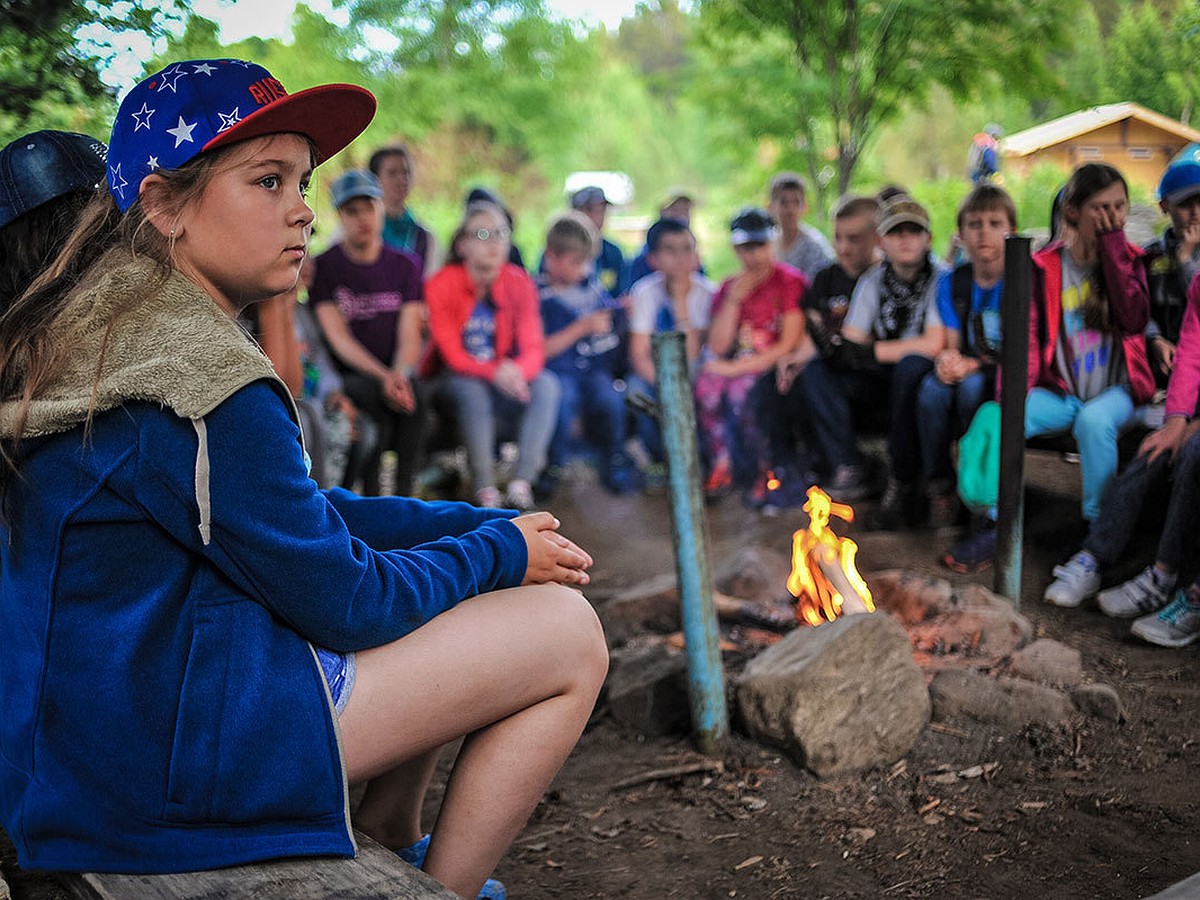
left=59, top=832, right=457, bottom=900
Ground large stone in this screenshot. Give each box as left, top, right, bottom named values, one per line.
left=929, top=669, right=1074, bottom=730
left=596, top=574, right=681, bottom=646
left=1006, top=638, right=1084, bottom=688
left=604, top=643, right=690, bottom=735
left=735, top=613, right=930, bottom=777
left=1071, top=683, right=1126, bottom=722
left=868, top=570, right=955, bottom=624
left=713, top=546, right=793, bottom=604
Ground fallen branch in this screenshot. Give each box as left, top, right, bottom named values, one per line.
left=611, top=760, right=724, bottom=791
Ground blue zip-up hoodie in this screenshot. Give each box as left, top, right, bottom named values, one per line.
left=0, top=257, right=527, bottom=873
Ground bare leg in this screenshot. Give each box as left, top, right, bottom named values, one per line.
left=353, top=748, right=444, bottom=849
left=338, top=583, right=607, bottom=899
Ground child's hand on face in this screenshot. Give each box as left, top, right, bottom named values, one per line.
left=512, top=512, right=593, bottom=586
left=1092, top=205, right=1124, bottom=236
left=1178, top=222, right=1200, bottom=260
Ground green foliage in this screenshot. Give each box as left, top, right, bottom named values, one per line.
left=0, top=0, right=188, bottom=142
left=1107, top=3, right=1186, bottom=118
left=695, top=0, right=1077, bottom=199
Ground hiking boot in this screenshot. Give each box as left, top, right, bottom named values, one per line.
left=1130, top=588, right=1200, bottom=648
left=941, top=517, right=997, bottom=573
left=926, top=480, right=960, bottom=529
left=603, top=453, right=643, bottom=495
left=827, top=464, right=869, bottom=501
left=874, top=477, right=915, bottom=530
left=1098, top=565, right=1174, bottom=619
left=1043, top=551, right=1101, bottom=608
left=704, top=457, right=733, bottom=500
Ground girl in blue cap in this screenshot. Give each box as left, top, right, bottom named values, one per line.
left=0, top=60, right=606, bottom=900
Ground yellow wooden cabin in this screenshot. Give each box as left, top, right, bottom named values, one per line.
left=1000, top=102, right=1200, bottom=194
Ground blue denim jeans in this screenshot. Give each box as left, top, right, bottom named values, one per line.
left=441, top=371, right=560, bottom=490
left=797, top=354, right=934, bottom=482
left=917, top=369, right=990, bottom=482
left=1024, top=385, right=1137, bottom=521
left=625, top=373, right=663, bottom=462
left=549, top=368, right=627, bottom=467
left=1085, top=428, right=1200, bottom=573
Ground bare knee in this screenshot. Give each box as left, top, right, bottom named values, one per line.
left=524, top=583, right=609, bottom=695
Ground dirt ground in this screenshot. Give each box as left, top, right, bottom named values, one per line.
left=2, top=450, right=1197, bottom=899
left=487, top=450, right=1199, bottom=899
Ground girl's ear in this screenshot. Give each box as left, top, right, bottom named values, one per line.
left=139, top=174, right=182, bottom=239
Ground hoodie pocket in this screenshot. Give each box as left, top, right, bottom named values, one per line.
left=162, top=605, right=231, bottom=824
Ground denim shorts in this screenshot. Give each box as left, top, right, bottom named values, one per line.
left=315, top=647, right=356, bottom=715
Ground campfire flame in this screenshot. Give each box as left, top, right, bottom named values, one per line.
left=787, top=486, right=875, bottom=626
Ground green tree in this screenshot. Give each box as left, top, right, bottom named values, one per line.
left=1107, top=2, right=1186, bottom=118
left=695, top=0, right=1076, bottom=198
left=0, top=0, right=189, bottom=140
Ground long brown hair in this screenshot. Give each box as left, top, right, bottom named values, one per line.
left=0, top=148, right=229, bottom=488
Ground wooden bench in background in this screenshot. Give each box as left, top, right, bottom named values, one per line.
left=59, top=832, right=457, bottom=900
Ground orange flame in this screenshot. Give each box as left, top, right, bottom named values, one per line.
left=787, top=486, right=875, bottom=626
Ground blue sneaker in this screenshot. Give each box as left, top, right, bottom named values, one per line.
left=942, top=517, right=996, bottom=573
left=603, top=453, right=643, bottom=494
left=760, top=467, right=815, bottom=516
left=397, top=834, right=507, bottom=899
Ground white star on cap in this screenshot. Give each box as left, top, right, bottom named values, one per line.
left=192, top=62, right=216, bottom=76
left=147, top=155, right=159, bottom=170
left=216, top=107, right=241, bottom=132
left=166, top=116, right=197, bottom=148
left=110, top=163, right=128, bottom=198
left=131, top=102, right=154, bottom=131
left=157, top=63, right=188, bottom=93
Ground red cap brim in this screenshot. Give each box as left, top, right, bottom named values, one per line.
left=202, top=83, right=376, bottom=164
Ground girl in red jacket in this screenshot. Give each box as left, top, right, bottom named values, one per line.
left=425, top=202, right=560, bottom=509
left=946, top=163, right=1152, bottom=572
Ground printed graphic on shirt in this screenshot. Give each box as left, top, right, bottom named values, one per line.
left=333, top=288, right=403, bottom=323
left=1060, top=265, right=1109, bottom=380
left=463, top=300, right=497, bottom=361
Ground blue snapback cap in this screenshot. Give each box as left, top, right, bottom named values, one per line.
left=107, top=58, right=376, bottom=213
left=330, top=169, right=383, bottom=208
left=1158, top=160, right=1200, bottom=205
left=0, top=130, right=107, bottom=229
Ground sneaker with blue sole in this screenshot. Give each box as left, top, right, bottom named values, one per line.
left=397, top=834, right=507, bottom=899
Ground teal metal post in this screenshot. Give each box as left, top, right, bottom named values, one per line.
left=995, top=236, right=1032, bottom=606
left=651, top=331, right=729, bottom=753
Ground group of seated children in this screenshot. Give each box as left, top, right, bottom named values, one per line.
left=238, top=145, right=1200, bottom=648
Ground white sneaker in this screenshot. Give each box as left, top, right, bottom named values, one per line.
left=1043, top=552, right=1101, bottom=607
left=504, top=479, right=535, bottom=511
left=475, top=486, right=503, bottom=508
left=1131, top=589, right=1200, bottom=647
left=1098, top=566, right=1174, bottom=619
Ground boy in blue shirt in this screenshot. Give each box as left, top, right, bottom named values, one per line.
left=917, top=183, right=1015, bottom=526
left=539, top=211, right=639, bottom=493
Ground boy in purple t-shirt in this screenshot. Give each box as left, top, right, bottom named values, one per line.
left=310, top=170, right=426, bottom=496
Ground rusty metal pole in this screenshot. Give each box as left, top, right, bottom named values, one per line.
left=994, top=236, right=1032, bottom=606
left=651, top=331, right=728, bottom=753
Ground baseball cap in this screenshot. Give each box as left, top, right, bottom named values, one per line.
left=729, top=207, right=778, bottom=246
left=878, top=196, right=930, bottom=235
left=1158, top=160, right=1200, bottom=205
left=571, top=186, right=610, bottom=209
left=0, top=130, right=107, bottom=229
left=330, top=169, right=383, bottom=208
left=107, top=59, right=376, bottom=213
